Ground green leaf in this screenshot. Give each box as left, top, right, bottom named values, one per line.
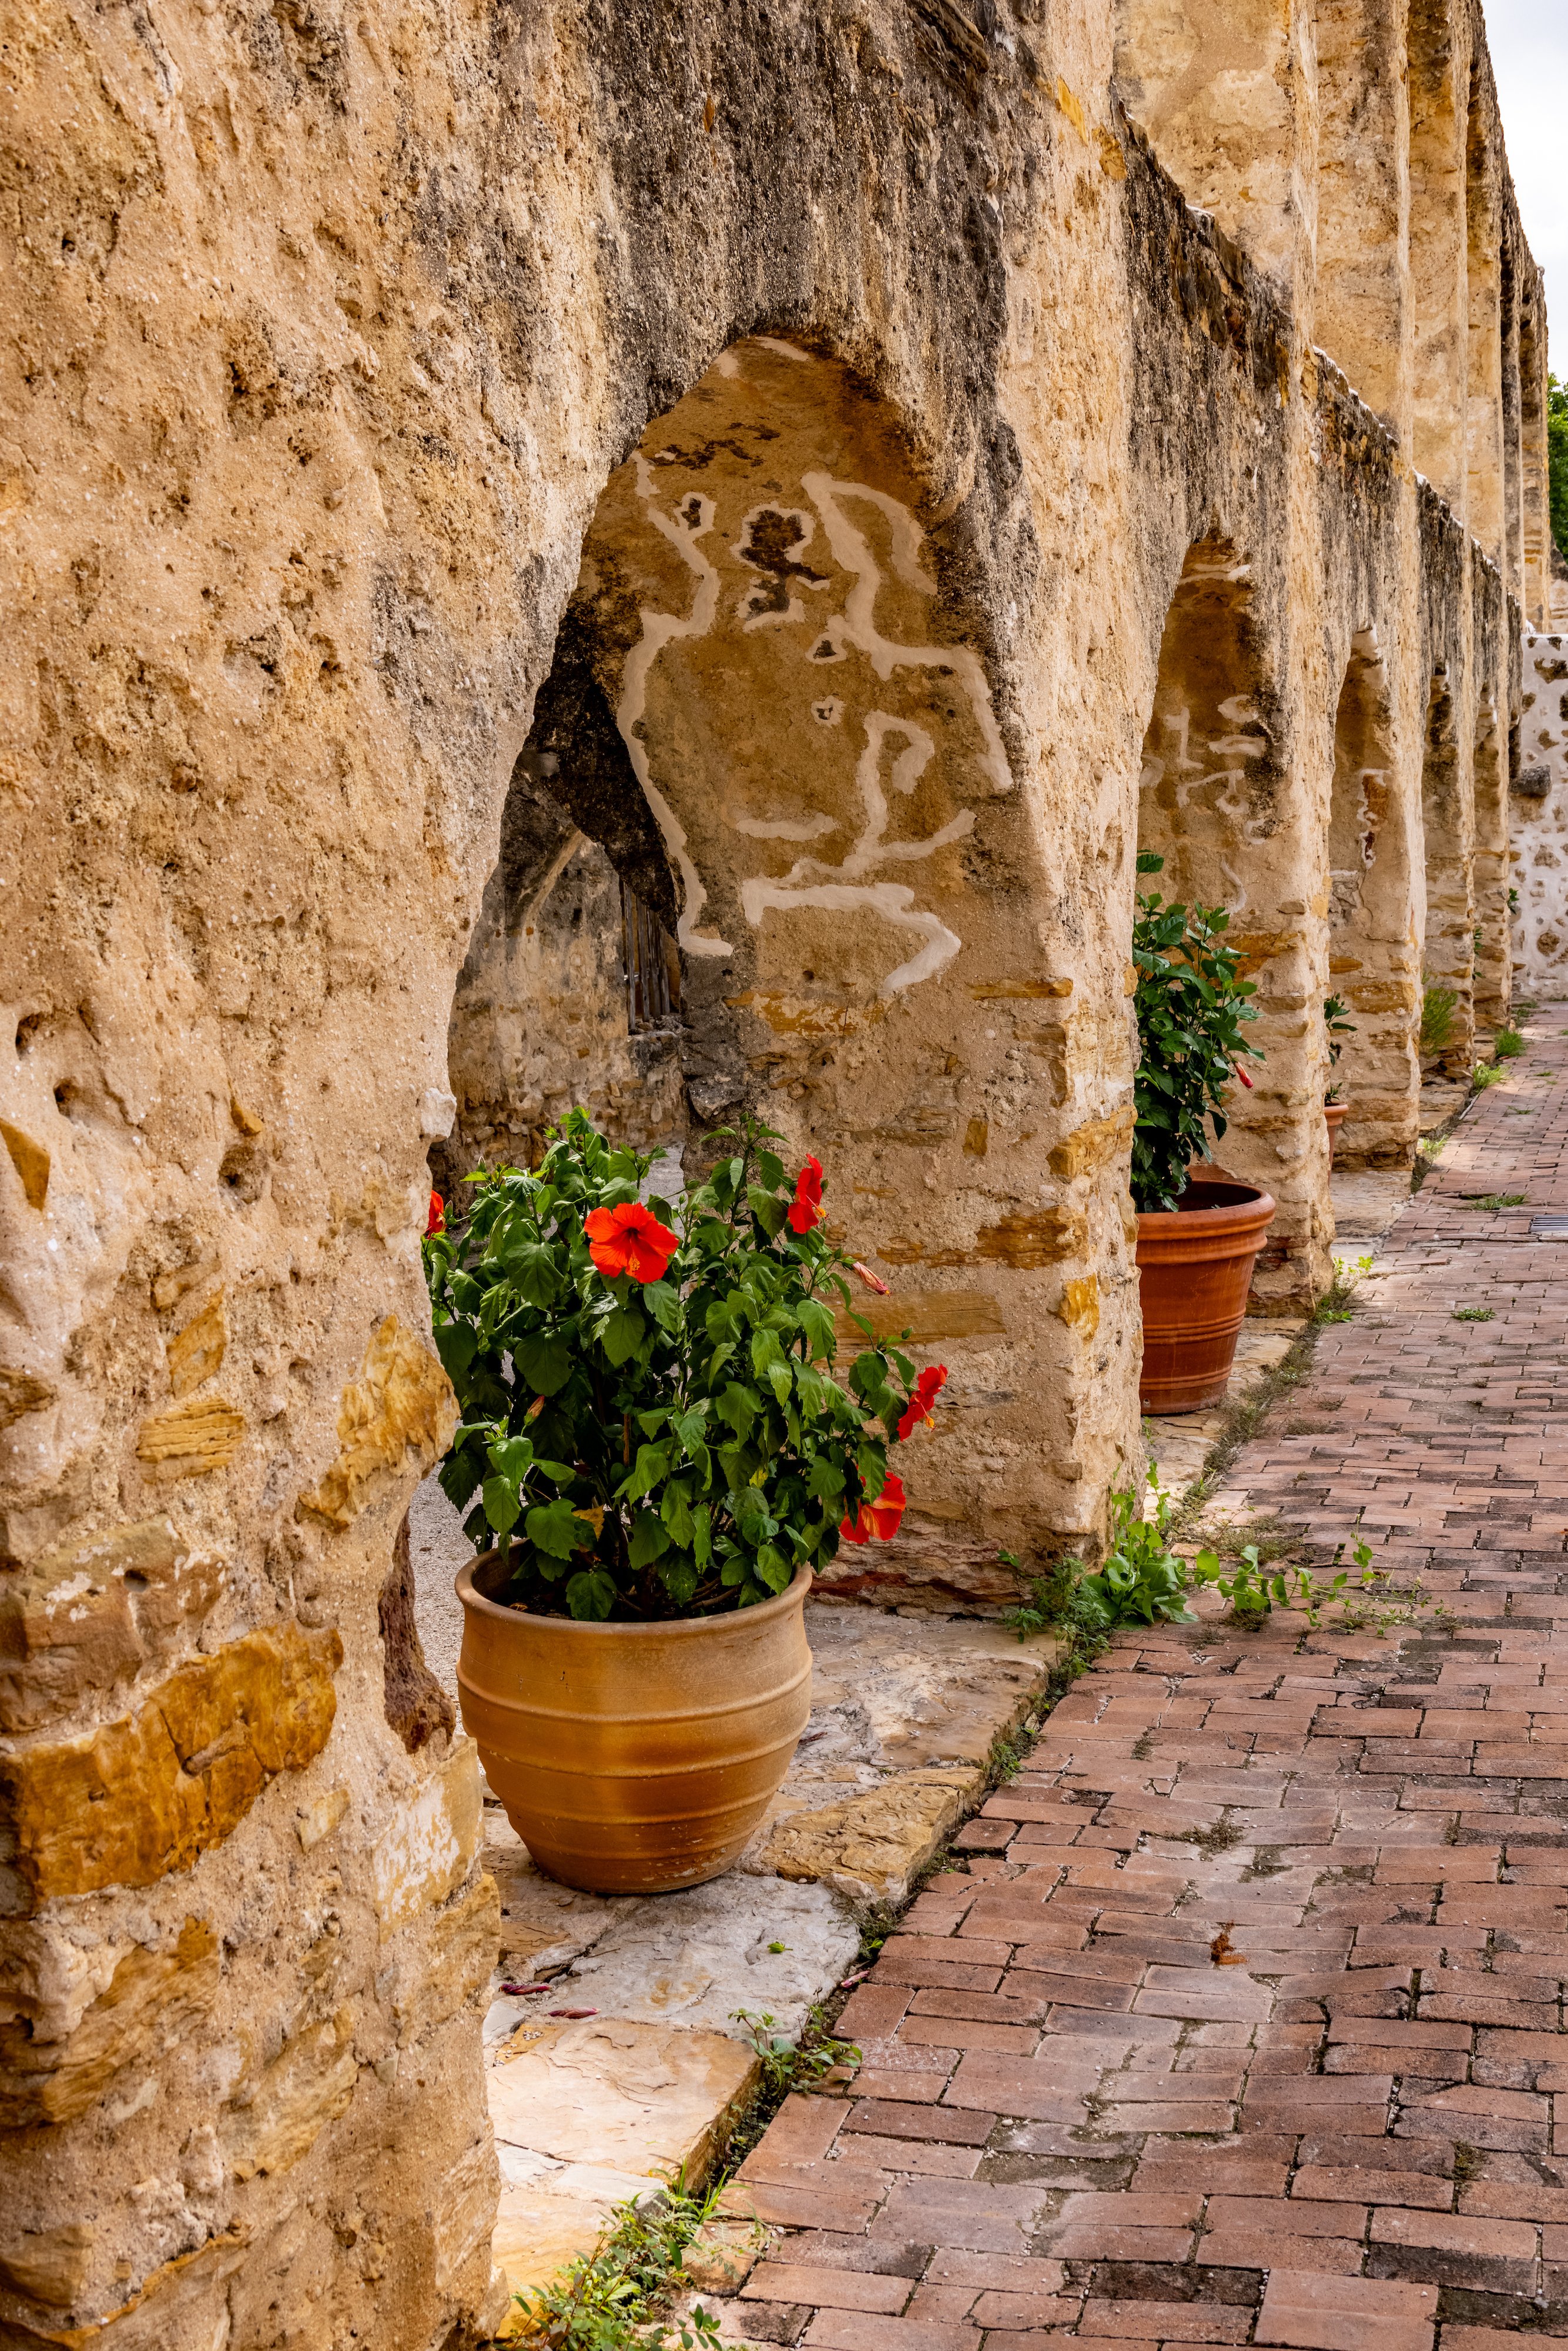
left=628, top=1511, right=670, bottom=1568
left=500, top=1238, right=562, bottom=1310
left=565, top=1568, right=617, bottom=1621
left=624, top=1442, right=672, bottom=1502
left=805, top=1455, right=845, bottom=1502
left=716, top=1383, right=760, bottom=1439
left=514, top=1328, right=574, bottom=1396
left=747, top=1186, right=788, bottom=1238
left=433, top=1322, right=478, bottom=1383
left=661, top=1483, right=695, bottom=1548
left=753, top=1543, right=792, bottom=1594
left=599, top=1304, right=647, bottom=1367
left=481, top=1475, right=522, bottom=1535
left=526, top=1497, right=594, bottom=1559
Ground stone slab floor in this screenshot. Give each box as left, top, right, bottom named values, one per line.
left=708, top=1012, right=1568, bottom=2349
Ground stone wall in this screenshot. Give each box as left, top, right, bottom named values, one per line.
left=0, top=0, right=1547, bottom=2340
left=1510, top=630, right=1568, bottom=994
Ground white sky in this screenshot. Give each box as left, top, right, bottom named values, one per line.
left=1483, top=0, right=1568, bottom=351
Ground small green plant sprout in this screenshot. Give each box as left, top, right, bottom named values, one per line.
left=766, top=1941, right=787, bottom=1954
left=511, top=2174, right=730, bottom=2349
left=1459, top=1191, right=1527, bottom=1211
left=1192, top=1536, right=1384, bottom=1630
left=728, top=2007, right=859, bottom=2097
left=1419, top=980, right=1459, bottom=1059
left=1508, top=886, right=1520, bottom=911
left=1453, top=1305, right=1494, bottom=1322
left=1323, top=994, right=1356, bottom=1103
left=1472, top=1060, right=1507, bottom=1089
left=1493, top=1026, right=1526, bottom=1059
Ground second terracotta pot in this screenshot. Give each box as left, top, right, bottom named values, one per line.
left=1324, top=1100, right=1348, bottom=1163
left=455, top=1556, right=813, bottom=1894
left=1136, top=1177, right=1277, bottom=1415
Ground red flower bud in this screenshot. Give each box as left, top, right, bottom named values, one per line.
left=426, top=1191, right=445, bottom=1236
left=852, top=1260, right=890, bottom=1296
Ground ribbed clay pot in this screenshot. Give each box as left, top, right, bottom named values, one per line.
left=1136, top=1177, right=1277, bottom=1415
left=1324, top=1100, right=1348, bottom=1164
left=455, top=1556, right=813, bottom=1894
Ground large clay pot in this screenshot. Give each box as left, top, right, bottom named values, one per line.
left=1324, top=1100, right=1348, bottom=1163
left=455, top=1556, right=813, bottom=1894
left=1136, top=1177, right=1277, bottom=1415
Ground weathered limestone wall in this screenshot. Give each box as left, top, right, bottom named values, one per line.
left=0, top=0, right=1545, bottom=2340
left=1511, top=631, right=1568, bottom=993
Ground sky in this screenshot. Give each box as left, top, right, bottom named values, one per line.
left=1484, top=0, right=1568, bottom=341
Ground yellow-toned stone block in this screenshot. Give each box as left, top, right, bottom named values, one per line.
left=488, top=2015, right=759, bottom=2188
left=165, top=1292, right=227, bottom=1396
left=299, top=1315, right=458, bottom=1529
left=135, top=1396, right=246, bottom=1479
left=0, top=1119, right=49, bottom=1210
left=1048, top=1107, right=1134, bottom=1182
left=0, top=1623, right=341, bottom=1908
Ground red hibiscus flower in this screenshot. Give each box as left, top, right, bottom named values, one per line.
left=583, top=1201, right=679, bottom=1284
left=787, top=1157, right=824, bottom=1234
left=426, top=1191, right=445, bottom=1237
left=839, top=1470, right=906, bottom=1545
left=851, top=1260, right=890, bottom=1296
left=897, top=1365, right=948, bottom=1441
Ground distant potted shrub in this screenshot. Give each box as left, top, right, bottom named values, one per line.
left=1323, top=993, right=1356, bottom=1161
left=1132, top=854, right=1275, bottom=1413
left=423, top=1110, right=945, bottom=1893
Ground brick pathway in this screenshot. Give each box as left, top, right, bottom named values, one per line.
left=714, top=1022, right=1568, bottom=2350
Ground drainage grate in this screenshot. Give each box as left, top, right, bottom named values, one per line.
left=1528, top=1217, right=1568, bottom=1238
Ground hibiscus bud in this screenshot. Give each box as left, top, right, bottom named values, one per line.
left=852, top=1260, right=890, bottom=1295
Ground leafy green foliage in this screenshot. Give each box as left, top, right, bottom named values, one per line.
left=1458, top=1191, right=1526, bottom=1211
left=1472, top=1060, right=1507, bottom=1089
left=1452, top=1306, right=1494, bottom=1322
left=1132, top=854, right=1262, bottom=1213
left=1006, top=1470, right=1192, bottom=1639
left=1323, top=993, right=1356, bottom=1103
left=1419, top=980, right=1458, bottom=1058
left=1493, top=1026, right=1525, bottom=1060
left=424, top=1110, right=930, bottom=1621
left=1550, top=373, right=1568, bottom=561
left=510, top=2176, right=730, bottom=2349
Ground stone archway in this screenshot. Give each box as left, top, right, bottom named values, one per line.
left=1419, top=668, right=1476, bottom=1076
left=437, top=335, right=1137, bottom=1607
left=1325, top=631, right=1419, bottom=1168
left=1134, top=535, right=1326, bottom=1308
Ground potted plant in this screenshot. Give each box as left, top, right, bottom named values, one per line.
left=422, top=1110, right=946, bottom=1894
left=1323, top=994, right=1355, bottom=1160
left=1132, top=853, right=1276, bottom=1413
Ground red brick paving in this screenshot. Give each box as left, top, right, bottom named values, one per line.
left=715, top=1028, right=1568, bottom=2347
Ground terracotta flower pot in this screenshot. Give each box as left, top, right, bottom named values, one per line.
left=1135, top=1177, right=1277, bottom=1415
left=1324, top=1100, right=1348, bottom=1163
left=454, top=1556, right=813, bottom=1894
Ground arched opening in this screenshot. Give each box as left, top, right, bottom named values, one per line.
left=1520, top=287, right=1551, bottom=627
left=1419, top=669, right=1475, bottom=1076
left=433, top=336, right=1115, bottom=1600
left=1408, top=0, right=1466, bottom=505
left=1135, top=535, right=1324, bottom=1306
left=1314, top=0, right=1409, bottom=428
left=1325, top=632, right=1418, bottom=1165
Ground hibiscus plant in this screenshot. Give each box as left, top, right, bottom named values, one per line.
left=1132, top=852, right=1263, bottom=1214
left=421, top=1109, right=947, bottom=1621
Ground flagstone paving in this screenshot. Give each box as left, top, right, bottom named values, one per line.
left=710, top=1016, right=1568, bottom=2350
